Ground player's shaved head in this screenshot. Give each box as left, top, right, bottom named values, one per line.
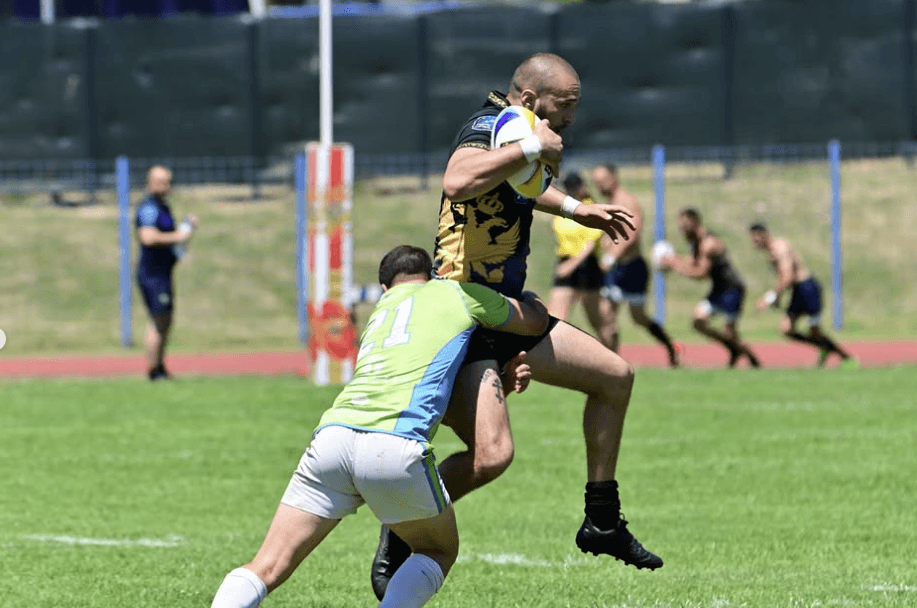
left=510, top=53, right=579, bottom=96
left=147, top=165, right=173, bottom=197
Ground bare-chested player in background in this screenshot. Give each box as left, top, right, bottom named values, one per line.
left=749, top=223, right=854, bottom=367
left=591, top=164, right=681, bottom=367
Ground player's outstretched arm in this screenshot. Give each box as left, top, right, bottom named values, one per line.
left=536, top=187, right=635, bottom=244
left=659, top=239, right=713, bottom=280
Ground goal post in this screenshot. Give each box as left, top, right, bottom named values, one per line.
left=305, top=142, right=356, bottom=385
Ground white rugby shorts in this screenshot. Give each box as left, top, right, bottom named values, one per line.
left=281, top=425, right=450, bottom=524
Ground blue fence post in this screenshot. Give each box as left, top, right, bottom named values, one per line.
left=117, top=156, right=132, bottom=348
left=295, top=152, right=308, bottom=345
left=652, top=144, right=667, bottom=324
left=828, top=140, right=843, bottom=330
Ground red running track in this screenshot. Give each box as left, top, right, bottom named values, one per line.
left=1, top=340, right=915, bottom=380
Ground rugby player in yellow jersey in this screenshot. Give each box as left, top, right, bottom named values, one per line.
left=547, top=172, right=616, bottom=348
left=208, top=246, right=548, bottom=608
left=373, top=53, right=662, bottom=601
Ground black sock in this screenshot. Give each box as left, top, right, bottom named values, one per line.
left=818, top=335, right=848, bottom=358
left=585, top=480, right=620, bottom=531
left=788, top=331, right=823, bottom=349
left=647, top=322, right=674, bottom=351
left=715, top=336, right=738, bottom=353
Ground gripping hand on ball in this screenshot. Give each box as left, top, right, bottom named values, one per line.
left=534, top=118, right=563, bottom=170
left=573, top=204, right=636, bottom=244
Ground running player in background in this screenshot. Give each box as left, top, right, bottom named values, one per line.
left=658, top=208, right=761, bottom=368
left=748, top=223, right=855, bottom=367
left=546, top=172, right=615, bottom=347
left=208, top=246, right=547, bottom=608
left=591, top=164, right=681, bottom=367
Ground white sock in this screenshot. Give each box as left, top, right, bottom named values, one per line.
left=378, top=553, right=445, bottom=608
left=211, top=567, right=268, bottom=608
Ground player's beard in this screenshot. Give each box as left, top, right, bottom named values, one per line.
left=533, top=105, right=564, bottom=134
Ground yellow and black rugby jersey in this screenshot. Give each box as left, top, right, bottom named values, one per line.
left=433, top=91, right=552, bottom=299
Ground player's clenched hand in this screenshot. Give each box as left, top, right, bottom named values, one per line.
left=573, top=204, right=636, bottom=244
left=503, top=351, right=532, bottom=394
left=534, top=118, right=563, bottom=168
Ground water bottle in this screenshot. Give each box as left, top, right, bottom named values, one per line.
left=172, top=217, right=194, bottom=260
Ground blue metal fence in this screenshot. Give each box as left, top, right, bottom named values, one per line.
left=6, top=140, right=912, bottom=346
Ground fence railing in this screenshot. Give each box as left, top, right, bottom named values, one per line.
left=8, top=140, right=914, bottom=346
left=3, top=141, right=915, bottom=201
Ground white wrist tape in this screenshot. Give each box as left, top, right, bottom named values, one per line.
left=764, top=290, right=778, bottom=305
left=602, top=254, right=617, bottom=268
left=561, top=196, right=581, bottom=219
left=519, top=134, right=542, bottom=163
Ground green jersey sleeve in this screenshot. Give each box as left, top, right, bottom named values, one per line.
left=456, top=282, right=512, bottom=328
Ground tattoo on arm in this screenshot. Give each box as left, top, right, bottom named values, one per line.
left=482, top=368, right=505, bottom=405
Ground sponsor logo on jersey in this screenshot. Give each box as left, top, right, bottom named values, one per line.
left=471, top=116, right=496, bottom=132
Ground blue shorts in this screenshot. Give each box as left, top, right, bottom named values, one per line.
left=137, top=273, right=174, bottom=315
left=603, top=256, right=649, bottom=305
left=787, top=277, right=822, bottom=323
left=700, top=285, right=745, bottom=322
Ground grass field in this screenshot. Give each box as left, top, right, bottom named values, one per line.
left=2, top=367, right=916, bottom=607
left=2, top=157, right=917, bottom=356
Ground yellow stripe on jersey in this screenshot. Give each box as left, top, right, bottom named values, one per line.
left=552, top=197, right=603, bottom=257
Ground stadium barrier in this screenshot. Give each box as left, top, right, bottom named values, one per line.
left=95, top=140, right=902, bottom=347
left=3, top=1, right=917, bottom=162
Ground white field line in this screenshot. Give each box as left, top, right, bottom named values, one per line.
left=20, top=534, right=184, bottom=548
left=457, top=552, right=590, bottom=568
left=866, top=583, right=917, bottom=593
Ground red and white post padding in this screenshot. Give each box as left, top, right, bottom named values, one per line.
left=306, top=142, right=356, bottom=385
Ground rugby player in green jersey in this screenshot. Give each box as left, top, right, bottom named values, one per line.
left=209, top=245, right=548, bottom=608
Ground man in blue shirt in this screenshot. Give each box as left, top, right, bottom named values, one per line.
left=135, top=166, right=197, bottom=380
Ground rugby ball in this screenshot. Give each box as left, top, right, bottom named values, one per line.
left=651, top=240, right=675, bottom=268
left=491, top=106, right=553, bottom=199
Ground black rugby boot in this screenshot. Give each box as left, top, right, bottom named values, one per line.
left=371, top=525, right=412, bottom=600
left=576, top=480, right=663, bottom=570
left=575, top=515, right=663, bottom=570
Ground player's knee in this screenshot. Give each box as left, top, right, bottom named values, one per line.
left=475, top=436, right=514, bottom=484
left=593, top=357, right=634, bottom=402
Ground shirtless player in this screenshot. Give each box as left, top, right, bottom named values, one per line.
left=592, top=164, right=680, bottom=366
left=749, top=223, right=854, bottom=367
